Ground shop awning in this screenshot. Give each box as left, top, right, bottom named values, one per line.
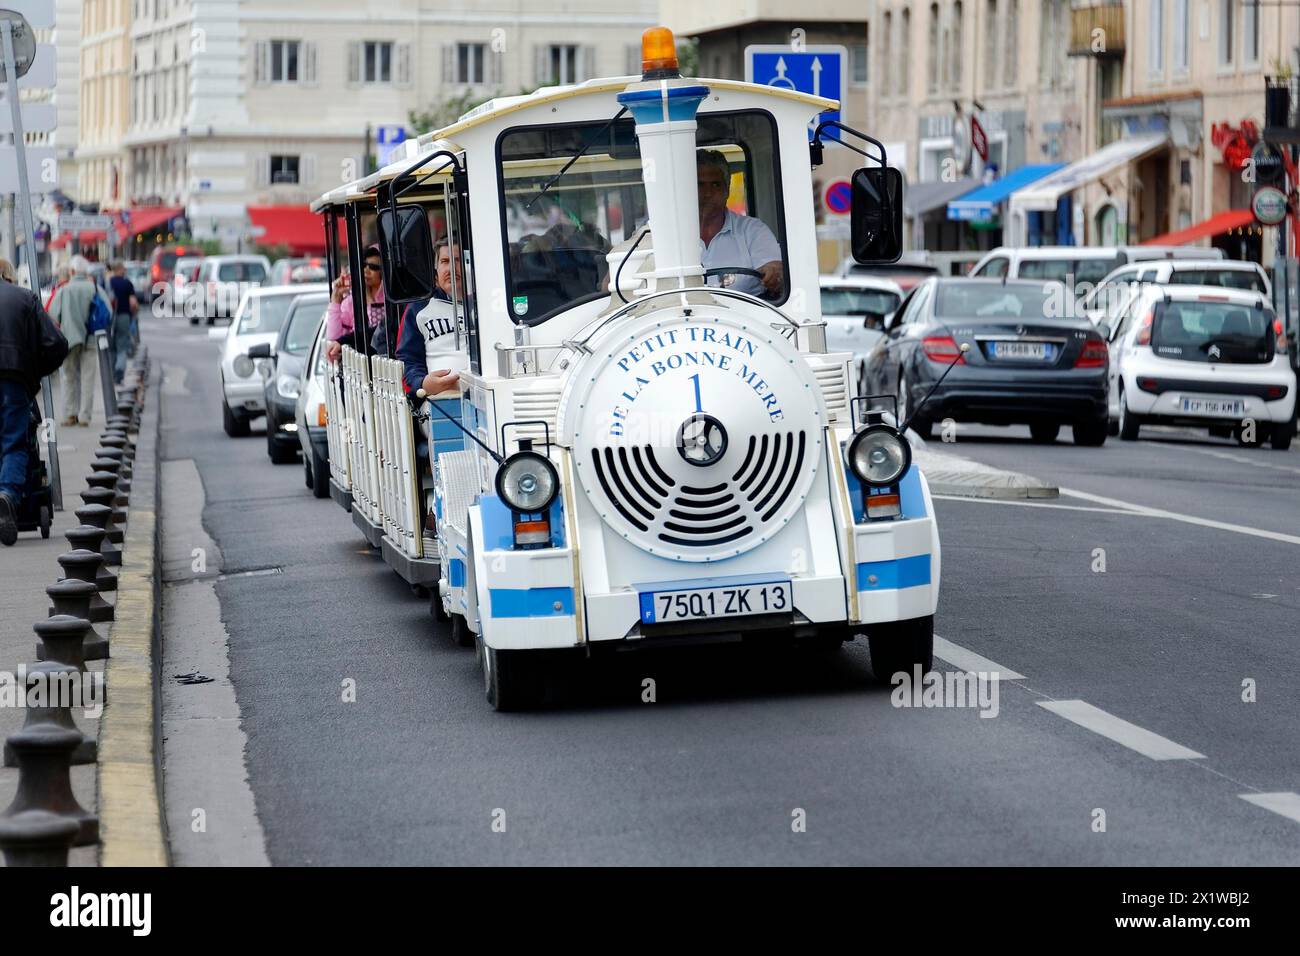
left=246, top=205, right=327, bottom=255
left=903, top=177, right=979, bottom=219
left=1140, top=208, right=1255, bottom=246
left=118, top=206, right=183, bottom=242
left=1009, top=133, right=1169, bottom=212
left=946, top=164, right=1065, bottom=222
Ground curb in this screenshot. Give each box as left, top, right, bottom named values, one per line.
left=97, top=365, right=169, bottom=867
left=913, top=446, right=1059, bottom=500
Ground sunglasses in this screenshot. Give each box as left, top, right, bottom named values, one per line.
left=363, top=261, right=383, bottom=272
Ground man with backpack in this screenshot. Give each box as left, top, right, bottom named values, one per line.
left=0, top=257, right=69, bottom=545
left=47, top=255, right=111, bottom=426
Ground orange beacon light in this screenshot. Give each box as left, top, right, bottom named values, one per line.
left=641, top=26, right=679, bottom=78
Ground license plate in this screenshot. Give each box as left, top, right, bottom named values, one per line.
left=990, top=341, right=1053, bottom=361
left=640, top=582, right=792, bottom=624
left=1179, top=396, right=1243, bottom=417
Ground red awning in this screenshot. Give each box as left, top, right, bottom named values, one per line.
left=1141, top=209, right=1255, bottom=246
left=118, top=206, right=183, bottom=242
left=246, top=205, right=328, bottom=255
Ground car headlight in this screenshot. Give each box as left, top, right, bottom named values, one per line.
left=233, top=354, right=255, bottom=378
left=495, top=450, right=559, bottom=513
left=276, top=374, right=300, bottom=400
left=847, top=424, right=911, bottom=486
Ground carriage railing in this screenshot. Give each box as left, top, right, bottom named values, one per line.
left=324, top=357, right=351, bottom=492
left=333, top=346, right=427, bottom=560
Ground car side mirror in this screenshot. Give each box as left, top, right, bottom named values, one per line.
left=247, top=343, right=272, bottom=360
left=1096, top=321, right=1112, bottom=340
left=850, top=166, right=904, bottom=265
left=863, top=311, right=885, bottom=330
left=377, top=204, right=436, bottom=304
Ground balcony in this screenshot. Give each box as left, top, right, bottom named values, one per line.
left=1068, top=2, right=1125, bottom=59
left=1264, top=75, right=1300, bottom=144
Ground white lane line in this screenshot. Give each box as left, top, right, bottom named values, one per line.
left=1037, top=700, right=1205, bottom=760
left=1058, top=485, right=1300, bottom=547
left=933, top=635, right=1025, bottom=681
left=1239, top=792, right=1300, bottom=824
left=932, top=494, right=1140, bottom=516
left=1142, top=440, right=1300, bottom=477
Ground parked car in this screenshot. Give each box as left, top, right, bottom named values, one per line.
left=148, top=244, right=203, bottom=308
left=1081, top=258, right=1272, bottom=326
left=270, top=257, right=328, bottom=286
left=1105, top=284, right=1294, bottom=449
left=191, top=255, right=272, bottom=323
left=248, top=291, right=329, bottom=464
left=969, top=245, right=1225, bottom=285
left=295, top=316, right=334, bottom=497
left=819, top=274, right=904, bottom=389
left=124, top=261, right=152, bottom=303
left=862, top=277, right=1111, bottom=445
left=174, top=256, right=205, bottom=320
left=212, top=284, right=327, bottom=436
left=838, top=251, right=940, bottom=292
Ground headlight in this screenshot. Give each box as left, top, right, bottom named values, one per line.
left=233, top=354, right=255, bottom=378
left=276, top=374, right=300, bottom=400
left=847, top=424, right=911, bottom=486
left=495, top=450, right=559, bottom=513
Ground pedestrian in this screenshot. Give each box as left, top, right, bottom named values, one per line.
left=0, top=257, right=69, bottom=545
left=107, top=261, right=139, bottom=384
left=324, top=246, right=386, bottom=363
left=47, top=255, right=111, bottom=427
left=44, top=264, right=71, bottom=311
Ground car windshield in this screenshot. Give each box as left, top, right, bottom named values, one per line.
left=497, top=109, right=785, bottom=323
left=1019, top=256, right=1125, bottom=284
left=821, top=288, right=900, bottom=316
left=237, top=293, right=299, bottom=335
left=935, top=283, right=1056, bottom=320
left=283, top=298, right=327, bottom=354
left=1152, top=300, right=1274, bottom=364
left=1167, top=269, right=1267, bottom=293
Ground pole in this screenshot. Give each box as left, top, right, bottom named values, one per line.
left=2, top=17, right=61, bottom=509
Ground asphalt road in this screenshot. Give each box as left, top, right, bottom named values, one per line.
left=148, top=314, right=1300, bottom=865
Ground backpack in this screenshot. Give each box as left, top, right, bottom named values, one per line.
left=87, top=291, right=111, bottom=334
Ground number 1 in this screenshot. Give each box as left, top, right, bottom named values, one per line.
left=689, top=373, right=703, bottom=413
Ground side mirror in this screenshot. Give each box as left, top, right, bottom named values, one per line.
left=863, top=311, right=885, bottom=330
left=247, top=343, right=272, bottom=360
left=850, top=166, right=904, bottom=265
left=377, top=204, right=436, bottom=304
left=1096, top=322, right=1112, bottom=341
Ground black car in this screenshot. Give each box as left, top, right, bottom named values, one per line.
left=249, top=292, right=329, bottom=464
left=863, top=277, right=1110, bottom=446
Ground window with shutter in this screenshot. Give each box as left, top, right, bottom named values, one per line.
left=396, top=42, right=412, bottom=88
left=347, top=41, right=360, bottom=85
left=488, top=47, right=503, bottom=86
left=625, top=44, right=640, bottom=77
left=303, top=42, right=318, bottom=86
left=256, top=155, right=271, bottom=187
left=302, top=154, right=317, bottom=186
left=253, top=39, right=268, bottom=85
left=534, top=45, right=548, bottom=86
left=442, top=43, right=455, bottom=84
left=580, top=45, right=596, bottom=82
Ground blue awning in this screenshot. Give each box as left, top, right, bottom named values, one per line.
left=947, top=164, right=1065, bottom=222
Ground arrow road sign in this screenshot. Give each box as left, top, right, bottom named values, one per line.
left=744, top=45, right=846, bottom=141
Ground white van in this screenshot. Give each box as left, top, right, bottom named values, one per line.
left=970, top=245, right=1224, bottom=285
left=1081, top=258, right=1272, bottom=326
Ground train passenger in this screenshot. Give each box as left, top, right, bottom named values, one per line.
left=325, top=245, right=386, bottom=363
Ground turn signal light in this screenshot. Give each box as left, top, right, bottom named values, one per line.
left=317, top=404, right=328, bottom=427
left=1074, top=339, right=1108, bottom=368
left=514, top=518, right=551, bottom=548
left=641, top=26, right=679, bottom=76
left=866, top=492, right=902, bottom=520
left=921, top=335, right=965, bottom=364
left=1135, top=310, right=1154, bottom=346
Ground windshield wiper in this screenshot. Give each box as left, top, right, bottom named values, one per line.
left=524, top=107, right=628, bottom=211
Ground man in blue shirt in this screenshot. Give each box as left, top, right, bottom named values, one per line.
left=107, top=262, right=138, bottom=385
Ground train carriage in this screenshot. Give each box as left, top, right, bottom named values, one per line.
left=313, top=26, right=940, bottom=710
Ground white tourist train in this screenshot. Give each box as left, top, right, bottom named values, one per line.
left=311, top=26, right=941, bottom=709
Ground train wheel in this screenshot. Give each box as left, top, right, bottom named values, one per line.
left=867, top=615, right=934, bottom=684
left=450, top=613, right=475, bottom=648
left=39, top=506, right=51, bottom=539
left=480, top=638, right=545, bottom=711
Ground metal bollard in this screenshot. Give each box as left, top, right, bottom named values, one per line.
left=75, top=502, right=122, bottom=547
left=98, top=434, right=129, bottom=453
left=41, top=584, right=103, bottom=667
left=73, top=505, right=122, bottom=564
left=0, top=660, right=99, bottom=850
left=14, top=618, right=99, bottom=766
left=80, top=487, right=126, bottom=527
left=56, top=551, right=114, bottom=625
left=64, top=529, right=117, bottom=594
left=0, top=809, right=79, bottom=866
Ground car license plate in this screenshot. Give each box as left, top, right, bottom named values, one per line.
left=640, top=581, right=792, bottom=624
left=1179, top=396, right=1244, bottom=417
left=990, top=341, right=1053, bottom=361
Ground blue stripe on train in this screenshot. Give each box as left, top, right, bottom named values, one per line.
left=488, top=586, right=575, bottom=618
left=855, top=554, right=932, bottom=591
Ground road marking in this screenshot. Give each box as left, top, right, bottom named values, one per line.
left=1037, top=700, right=1205, bottom=760
left=933, top=635, right=1025, bottom=680
left=1239, top=792, right=1300, bottom=824
left=1142, top=440, right=1300, bottom=477
left=1058, top=486, right=1300, bottom=547
left=932, top=494, right=1140, bottom=516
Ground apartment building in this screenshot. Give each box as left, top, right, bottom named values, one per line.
left=70, top=0, right=656, bottom=253
left=76, top=0, right=131, bottom=216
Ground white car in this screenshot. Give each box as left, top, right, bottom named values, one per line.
left=191, top=255, right=273, bottom=323
left=213, top=284, right=327, bottom=436
left=1106, top=284, right=1295, bottom=449
left=295, top=306, right=333, bottom=497
left=818, top=274, right=903, bottom=389
left=1081, top=258, right=1272, bottom=326
left=970, top=245, right=1223, bottom=285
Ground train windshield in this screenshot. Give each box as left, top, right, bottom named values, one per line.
left=496, top=109, right=787, bottom=325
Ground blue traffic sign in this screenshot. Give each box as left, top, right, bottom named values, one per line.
left=744, top=45, right=846, bottom=140
left=376, top=125, right=409, bottom=167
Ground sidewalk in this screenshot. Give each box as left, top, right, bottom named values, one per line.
left=0, top=369, right=116, bottom=866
